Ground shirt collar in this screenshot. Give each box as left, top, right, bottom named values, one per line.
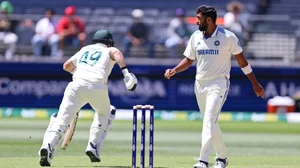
left=200, top=26, right=219, bottom=39
left=96, top=43, right=108, bottom=48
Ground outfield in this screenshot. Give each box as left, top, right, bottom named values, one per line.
left=0, top=118, right=299, bottom=168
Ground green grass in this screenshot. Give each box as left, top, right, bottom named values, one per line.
left=0, top=118, right=299, bottom=168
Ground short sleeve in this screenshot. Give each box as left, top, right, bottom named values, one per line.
left=70, top=49, right=84, bottom=67
left=183, top=33, right=196, bottom=60
left=229, top=33, right=243, bottom=55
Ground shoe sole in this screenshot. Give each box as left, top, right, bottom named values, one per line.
left=86, top=151, right=101, bottom=162
left=193, top=164, right=209, bottom=168
left=214, top=161, right=228, bottom=168
left=39, top=149, right=51, bottom=167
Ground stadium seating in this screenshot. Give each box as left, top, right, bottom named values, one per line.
left=2, top=0, right=299, bottom=61
left=245, top=33, right=296, bottom=62
left=242, top=0, right=300, bottom=62
left=7, top=0, right=256, bottom=9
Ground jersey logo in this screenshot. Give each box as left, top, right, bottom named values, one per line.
left=214, top=40, right=220, bottom=46
left=196, top=41, right=201, bottom=45
left=197, top=49, right=219, bottom=55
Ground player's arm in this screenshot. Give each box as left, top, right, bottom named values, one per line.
left=63, top=50, right=82, bottom=74
left=109, top=47, right=126, bottom=68
left=164, top=58, right=194, bottom=79
left=234, top=52, right=264, bottom=98
left=165, top=33, right=195, bottom=79
left=109, top=47, right=137, bottom=91
left=63, top=59, right=76, bottom=73
left=230, top=31, right=264, bottom=98
left=172, top=57, right=194, bottom=73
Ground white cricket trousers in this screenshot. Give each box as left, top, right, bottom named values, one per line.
left=194, top=77, right=230, bottom=162
left=56, top=79, right=111, bottom=127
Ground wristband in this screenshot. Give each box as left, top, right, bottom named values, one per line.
left=241, top=64, right=252, bottom=75
left=122, top=68, right=129, bottom=76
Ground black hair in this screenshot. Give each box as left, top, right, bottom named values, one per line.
left=196, top=5, right=217, bottom=24
left=46, top=9, right=55, bottom=15
left=92, top=39, right=114, bottom=47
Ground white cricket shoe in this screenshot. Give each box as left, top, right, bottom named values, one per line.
left=85, top=142, right=101, bottom=162
left=214, top=158, right=228, bottom=168
left=193, top=161, right=209, bottom=168
left=39, top=144, right=52, bottom=167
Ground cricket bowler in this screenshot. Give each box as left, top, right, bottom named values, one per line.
left=164, top=5, right=265, bottom=168
left=38, top=29, right=137, bottom=166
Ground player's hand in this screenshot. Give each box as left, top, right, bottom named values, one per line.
left=124, top=73, right=137, bottom=91
left=164, top=69, right=176, bottom=79
left=253, top=83, right=264, bottom=98
left=122, top=69, right=137, bottom=91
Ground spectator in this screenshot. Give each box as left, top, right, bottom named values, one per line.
left=31, top=9, right=59, bottom=57
left=257, top=0, right=270, bottom=15
left=224, top=1, right=249, bottom=46
left=21, top=19, right=34, bottom=29
left=17, top=18, right=35, bottom=45
left=56, top=6, right=86, bottom=57
left=165, top=8, right=190, bottom=58
left=123, top=9, right=154, bottom=58
left=0, top=1, right=18, bottom=60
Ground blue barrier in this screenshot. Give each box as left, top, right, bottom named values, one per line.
left=0, top=62, right=300, bottom=112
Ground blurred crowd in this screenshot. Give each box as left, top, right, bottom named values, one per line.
left=224, top=1, right=250, bottom=47
left=0, top=0, right=256, bottom=60
left=0, top=2, right=87, bottom=60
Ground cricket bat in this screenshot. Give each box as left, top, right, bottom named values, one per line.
left=61, top=111, right=79, bottom=150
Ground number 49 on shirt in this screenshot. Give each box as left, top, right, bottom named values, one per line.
left=79, top=51, right=102, bottom=66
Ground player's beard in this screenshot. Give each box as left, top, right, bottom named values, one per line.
left=198, top=20, right=208, bottom=31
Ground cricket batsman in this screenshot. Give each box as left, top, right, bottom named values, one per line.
left=164, top=5, right=264, bottom=168
left=38, top=29, right=137, bottom=166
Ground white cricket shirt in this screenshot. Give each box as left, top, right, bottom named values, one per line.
left=70, top=43, right=116, bottom=84
left=183, top=26, right=243, bottom=80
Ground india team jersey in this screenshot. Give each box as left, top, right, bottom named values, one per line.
left=70, top=43, right=116, bottom=84
left=183, top=26, right=242, bottom=80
